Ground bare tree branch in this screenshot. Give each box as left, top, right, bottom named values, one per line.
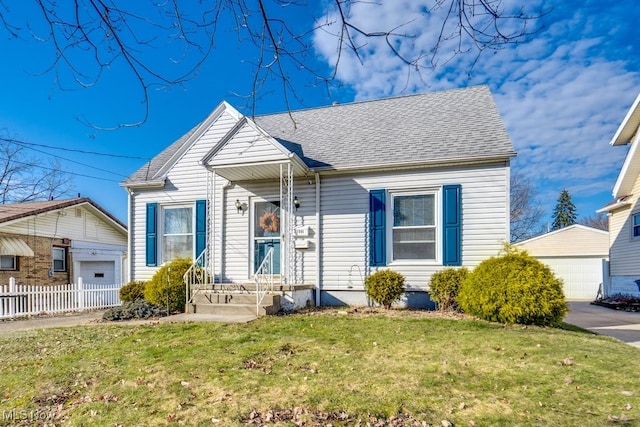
left=510, top=170, right=545, bottom=242
left=0, top=0, right=547, bottom=124
left=0, top=131, right=75, bottom=203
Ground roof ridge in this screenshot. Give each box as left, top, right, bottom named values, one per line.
left=254, top=85, right=489, bottom=118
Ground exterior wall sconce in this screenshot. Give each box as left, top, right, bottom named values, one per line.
left=293, top=196, right=300, bottom=211
left=235, top=199, right=243, bottom=214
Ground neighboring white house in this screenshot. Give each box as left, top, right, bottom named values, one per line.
left=598, top=92, right=640, bottom=297
left=515, top=224, right=609, bottom=300
left=0, top=198, right=128, bottom=286
left=121, top=85, right=515, bottom=309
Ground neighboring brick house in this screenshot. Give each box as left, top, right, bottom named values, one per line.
left=0, top=198, right=128, bottom=286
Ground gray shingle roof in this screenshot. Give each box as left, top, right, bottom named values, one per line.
left=122, top=85, right=514, bottom=186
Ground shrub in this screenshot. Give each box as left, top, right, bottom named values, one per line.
left=457, top=246, right=567, bottom=326
left=119, top=280, right=147, bottom=302
left=103, top=299, right=168, bottom=321
left=429, top=267, right=469, bottom=311
left=365, top=270, right=406, bottom=309
left=144, top=258, right=192, bottom=313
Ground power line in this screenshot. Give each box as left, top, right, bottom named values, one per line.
left=3, top=137, right=150, bottom=160
left=4, top=138, right=134, bottom=178
left=11, top=141, right=129, bottom=178
left=6, top=158, right=123, bottom=183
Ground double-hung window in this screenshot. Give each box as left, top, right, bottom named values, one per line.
left=633, top=213, right=640, bottom=239
left=53, top=247, right=66, bottom=271
left=146, top=200, right=206, bottom=267
left=392, top=193, right=436, bottom=261
left=370, top=185, right=461, bottom=267
left=162, top=206, right=193, bottom=263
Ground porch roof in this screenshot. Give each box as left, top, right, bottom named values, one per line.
left=200, top=116, right=311, bottom=181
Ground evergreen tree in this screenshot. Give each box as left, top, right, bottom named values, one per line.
left=551, top=189, right=577, bottom=230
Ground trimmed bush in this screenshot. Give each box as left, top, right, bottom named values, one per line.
left=103, top=299, right=168, bottom=321
left=457, top=246, right=567, bottom=326
left=429, top=267, right=469, bottom=311
left=365, top=270, right=406, bottom=309
left=144, top=258, right=192, bottom=313
left=119, top=280, right=147, bottom=302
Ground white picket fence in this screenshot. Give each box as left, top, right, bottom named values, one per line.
left=0, top=277, right=123, bottom=320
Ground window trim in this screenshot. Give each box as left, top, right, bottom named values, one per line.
left=633, top=212, right=640, bottom=240
left=160, top=204, right=195, bottom=264
left=52, top=247, right=66, bottom=272
left=0, top=255, right=17, bottom=271
left=388, top=189, right=440, bottom=265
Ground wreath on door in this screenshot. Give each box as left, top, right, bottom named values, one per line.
left=259, top=211, right=280, bottom=233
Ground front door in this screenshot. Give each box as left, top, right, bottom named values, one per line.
left=253, top=200, right=281, bottom=274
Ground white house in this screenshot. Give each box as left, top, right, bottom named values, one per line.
left=121, top=86, right=515, bottom=312
left=515, top=224, right=609, bottom=300
left=0, top=198, right=128, bottom=286
left=598, top=92, right=640, bottom=297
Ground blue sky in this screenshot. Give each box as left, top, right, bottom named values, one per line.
left=0, top=0, right=639, bottom=227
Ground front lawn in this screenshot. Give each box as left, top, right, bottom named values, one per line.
left=0, top=309, right=638, bottom=426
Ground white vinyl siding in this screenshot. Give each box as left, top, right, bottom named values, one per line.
left=609, top=171, right=640, bottom=276
left=320, top=163, right=509, bottom=291
left=130, top=111, right=238, bottom=280
left=0, top=206, right=125, bottom=245
left=130, top=109, right=319, bottom=284
left=221, top=179, right=317, bottom=284
left=128, top=109, right=508, bottom=289
left=207, top=123, right=289, bottom=166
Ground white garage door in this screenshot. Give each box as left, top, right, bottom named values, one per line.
left=78, top=261, right=116, bottom=285
left=538, top=257, right=604, bottom=300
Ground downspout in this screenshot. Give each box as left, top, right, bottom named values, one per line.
left=127, top=188, right=133, bottom=283
left=221, top=177, right=233, bottom=282
left=315, top=172, right=321, bottom=307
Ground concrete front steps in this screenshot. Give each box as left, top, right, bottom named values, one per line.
left=187, top=290, right=281, bottom=316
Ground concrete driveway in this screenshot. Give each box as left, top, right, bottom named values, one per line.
left=565, top=301, right=640, bottom=348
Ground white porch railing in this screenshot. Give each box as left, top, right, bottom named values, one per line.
left=0, top=277, right=122, bottom=320
left=255, top=247, right=274, bottom=316
left=185, top=249, right=210, bottom=306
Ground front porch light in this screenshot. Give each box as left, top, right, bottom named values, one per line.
left=235, top=199, right=242, bottom=213
left=293, top=196, right=300, bottom=211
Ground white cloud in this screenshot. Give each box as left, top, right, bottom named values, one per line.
left=313, top=0, right=640, bottom=218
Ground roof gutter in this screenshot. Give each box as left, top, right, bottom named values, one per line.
left=120, top=178, right=167, bottom=190
left=309, top=153, right=516, bottom=176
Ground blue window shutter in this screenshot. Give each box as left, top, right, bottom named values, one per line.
left=442, top=185, right=462, bottom=266
left=145, top=203, right=158, bottom=267
left=369, top=189, right=387, bottom=266
left=195, top=199, right=207, bottom=259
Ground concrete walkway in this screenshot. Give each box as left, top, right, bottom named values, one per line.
left=565, top=301, right=640, bottom=348
left=0, top=310, right=256, bottom=334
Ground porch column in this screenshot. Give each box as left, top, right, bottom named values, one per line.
left=280, top=162, right=295, bottom=284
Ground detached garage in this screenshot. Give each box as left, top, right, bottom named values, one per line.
left=515, top=224, right=609, bottom=300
